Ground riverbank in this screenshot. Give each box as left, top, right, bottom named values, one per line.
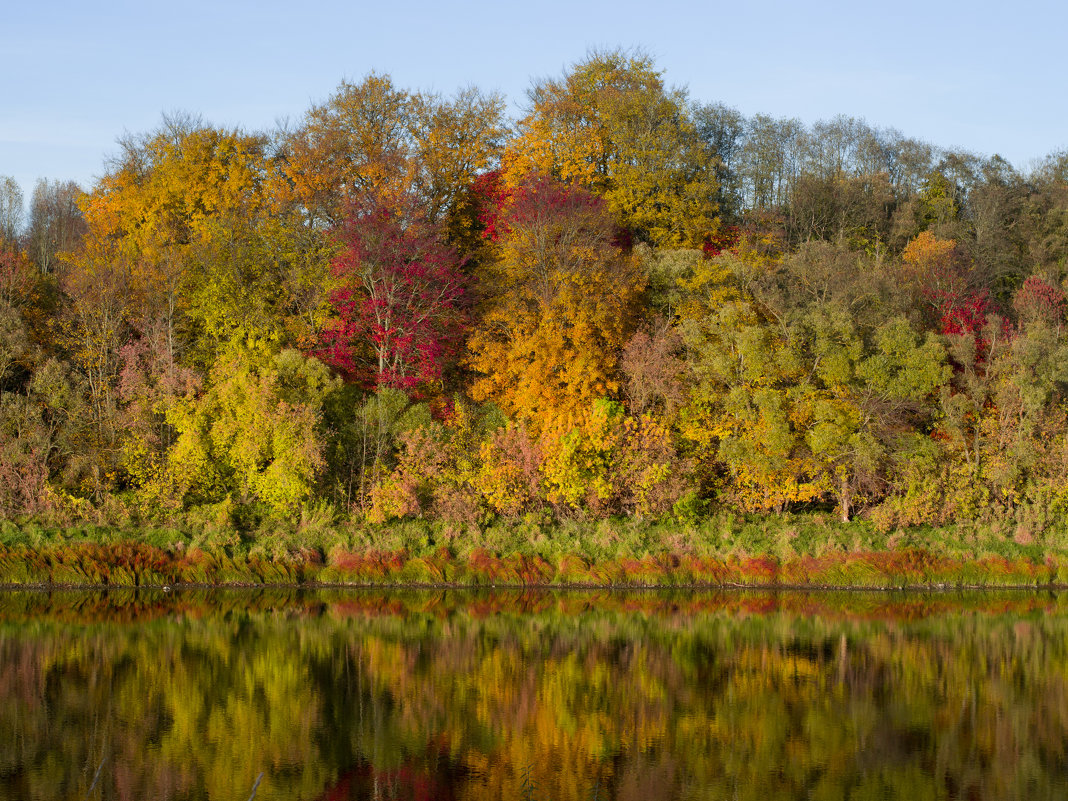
left=2, top=512, right=1066, bottom=589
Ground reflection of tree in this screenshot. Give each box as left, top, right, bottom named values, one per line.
left=314, top=756, right=464, bottom=801
left=1, top=591, right=1068, bottom=799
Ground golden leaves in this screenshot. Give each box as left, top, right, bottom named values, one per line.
left=467, top=179, right=643, bottom=437
left=502, top=50, right=719, bottom=248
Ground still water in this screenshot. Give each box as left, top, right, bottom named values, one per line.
left=0, top=588, right=1065, bottom=800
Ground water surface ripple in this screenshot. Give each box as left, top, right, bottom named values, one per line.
left=0, top=588, right=1063, bottom=800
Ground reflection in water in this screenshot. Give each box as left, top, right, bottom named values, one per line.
left=0, top=588, right=1066, bottom=800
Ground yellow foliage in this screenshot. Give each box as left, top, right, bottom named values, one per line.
left=74, top=122, right=267, bottom=332
left=902, top=230, right=958, bottom=272
left=501, top=51, right=718, bottom=248
left=276, top=74, right=506, bottom=227
left=676, top=254, right=742, bottom=325
left=541, top=400, right=692, bottom=517
left=474, top=424, right=543, bottom=519
left=467, top=181, right=644, bottom=437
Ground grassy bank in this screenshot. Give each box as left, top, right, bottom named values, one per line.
left=2, top=512, right=1067, bottom=589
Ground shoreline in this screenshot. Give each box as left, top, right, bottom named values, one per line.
left=2, top=580, right=1065, bottom=592
left=1, top=538, right=1065, bottom=591
left=4, top=512, right=1067, bottom=591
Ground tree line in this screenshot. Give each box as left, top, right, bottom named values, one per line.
left=3, top=49, right=1068, bottom=534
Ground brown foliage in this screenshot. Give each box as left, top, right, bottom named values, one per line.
left=620, top=319, right=687, bottom=420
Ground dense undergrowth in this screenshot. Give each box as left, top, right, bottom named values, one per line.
left=2, top=512, right=1065, bottom=589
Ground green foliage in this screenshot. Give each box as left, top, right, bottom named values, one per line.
left=322, top=385, right=435, bottom=514
left=144, top=348, right=338, bottom=518
left=181, top=211, right=335, bottom=367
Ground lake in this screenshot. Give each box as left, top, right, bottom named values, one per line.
left=1, top=588, right=1065, bottom=800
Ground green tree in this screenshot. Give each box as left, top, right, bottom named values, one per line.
left=692, top=102, right=746, bottom=219
left=800, top=310, right=949, bottom=520
left=147, top=348, right=338, bottom=517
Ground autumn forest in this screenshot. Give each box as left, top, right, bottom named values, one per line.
left=3, top=50, right=1068, bottom=553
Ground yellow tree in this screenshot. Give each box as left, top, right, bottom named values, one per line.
left=674, top=246, right=794, bottom=505
left=467, top=176, right=644, bottom=436
left=276, top=74, right=506, bottom=228
left=78, top=115, right=268, bottom=350
left=67, top=116, right=332, bottom=495
left=76, top=115, right=336, bottom=363
left=503, top=50, right=719, bottom=248
left=900, top=230, right=968, bottom=306
left=686, top=300, right=826, bottom=514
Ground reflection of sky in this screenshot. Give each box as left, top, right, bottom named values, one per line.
left=3, top=0, right=1065, bottom=202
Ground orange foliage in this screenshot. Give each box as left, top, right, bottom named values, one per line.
left=466, top=177, right=643, bottom=436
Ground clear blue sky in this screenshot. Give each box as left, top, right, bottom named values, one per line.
left=3, top=0, right=1065, bottom=205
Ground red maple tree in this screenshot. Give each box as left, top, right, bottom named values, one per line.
left=318, top=194, right=466, bottom=392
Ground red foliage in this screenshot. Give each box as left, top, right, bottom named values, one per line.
left=1013, top=275, right=1067, bottom=326
left=507, top=175, right=606, bottom=233
left=318, top=195, right=467, bottom=392
left=316, top=761, right=458, bottom=801
left=739, top=555, right=781, bottom=582
left=934, top=288, right=991, bottom=338
left=702, top=224, right=739, bottom=258
left=471, top=169, right=510, bottom=242
left=476, top=172, right=630, bottom=248
left=901, top=232, right=995, bottom=350
left=428, top=394, right=455, bottom=422
left=467, top=547, right=508, bottom=581
left=927, top=287, right=1010, bottom=364
left=328, top=549, right=407, bottom=580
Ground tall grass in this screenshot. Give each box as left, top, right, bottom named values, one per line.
left=0, top=511, right=1065, bottom=588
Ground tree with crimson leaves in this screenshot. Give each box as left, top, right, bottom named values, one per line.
left=318, top=194, right=466, bottom=394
